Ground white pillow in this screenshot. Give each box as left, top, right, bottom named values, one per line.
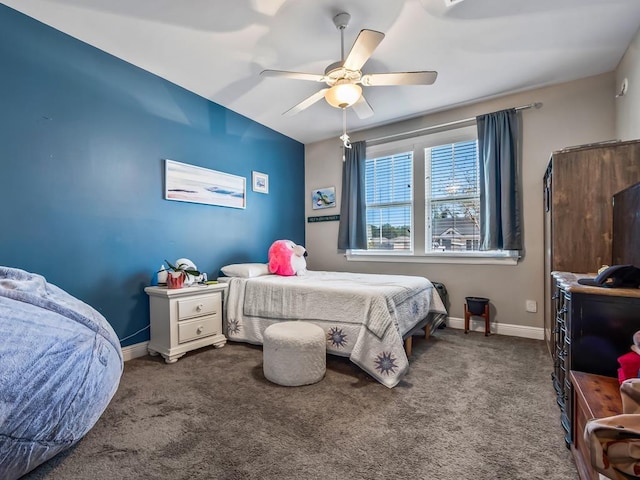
left=220, top=263, right=271, bottom=278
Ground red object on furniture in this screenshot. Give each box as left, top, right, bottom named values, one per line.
left=166, top=272, right=185, bottom=289
left=617, top=351, right=640, bottom=384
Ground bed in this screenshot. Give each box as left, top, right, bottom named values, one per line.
left=220, top=269, right=447, bottom=388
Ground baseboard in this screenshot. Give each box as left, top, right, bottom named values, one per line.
left=121, top=341, right=149, bottom=362
left=446, top=316, right=544, bottom=340
left=121, top=321, right=543, bottom=360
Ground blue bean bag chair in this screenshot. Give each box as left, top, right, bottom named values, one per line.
left=0, top=267, right=123, bottom=479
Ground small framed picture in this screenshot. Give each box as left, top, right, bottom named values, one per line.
left=312, top=186, right=336, bottom=209
left=252, top=171, right=269, bottom=194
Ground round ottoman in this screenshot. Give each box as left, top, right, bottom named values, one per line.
left=263, top=321, right=326, bottom=386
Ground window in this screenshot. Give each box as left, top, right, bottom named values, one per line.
left=365, top=152, right=413, bottom=251
left=352, top=125, right=517, bottom=264
left=426, top=140, right=480, bottom=253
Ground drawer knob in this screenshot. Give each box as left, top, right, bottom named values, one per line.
left=197, top=326, right=204, bottom=334
left=196, top=304, right=204, bottom=312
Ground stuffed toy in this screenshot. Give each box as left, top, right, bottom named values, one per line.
left=268, top=240, right=307, bottom=276
left=617, top=331, right=640, bottom=384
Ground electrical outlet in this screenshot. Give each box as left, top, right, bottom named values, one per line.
left=526, top=300, right=537, bottom=313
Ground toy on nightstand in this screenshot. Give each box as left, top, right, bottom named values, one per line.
left=617, top=331, right=640, bottom=384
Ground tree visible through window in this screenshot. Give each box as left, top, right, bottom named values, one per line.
left=356, top=129, right=512, bottom=261
left=426, top=140, right=480, bottom=252
left=364, top=141, right=480, bottom=253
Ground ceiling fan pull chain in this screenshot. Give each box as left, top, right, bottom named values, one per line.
left=340, top=108, right=352, bottom=157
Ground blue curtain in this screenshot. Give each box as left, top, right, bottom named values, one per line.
left=477, top=109, right=522, bottom=251
left=338, top=141, right=367, bottom=250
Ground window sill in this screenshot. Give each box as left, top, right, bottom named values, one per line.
left=345, top=251, right=520, bottom=265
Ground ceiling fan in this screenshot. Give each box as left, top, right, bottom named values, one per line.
left=261, top=12, right=438, bottom=119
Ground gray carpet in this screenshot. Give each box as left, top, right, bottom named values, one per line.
left=25, top=328, right=578, bottom=480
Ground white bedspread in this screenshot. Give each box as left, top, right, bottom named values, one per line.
left=222, top=271, right=446, bottom=388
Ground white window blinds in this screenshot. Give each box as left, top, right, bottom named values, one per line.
left=365, top=152, right=413, bottom=251
left=426, top=140, right=480, bottom=252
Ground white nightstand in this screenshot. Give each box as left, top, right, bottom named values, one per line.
left=144, top=283, right=227, bottom=364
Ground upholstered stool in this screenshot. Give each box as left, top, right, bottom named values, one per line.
left=263, top=321, right=326, bottom=386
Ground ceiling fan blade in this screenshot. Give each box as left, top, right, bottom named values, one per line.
left=261, top=70, right=326, bottom=82
left=352, top=95, right=374, bottom=119
left=361, top=71, right=438, bottom=86
left=283, top=88, right=329, bottom=116
left=343, top=29, right=385, bottom=71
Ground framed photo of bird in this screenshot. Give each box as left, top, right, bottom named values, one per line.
left=252, top=171, right=269, bottom=194
left=312, top=187, right=336, bottom=210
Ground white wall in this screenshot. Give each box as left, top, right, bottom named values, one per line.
left=304, top=73, right=616, bottom=331
left=616, top=26, right=640, bottom=140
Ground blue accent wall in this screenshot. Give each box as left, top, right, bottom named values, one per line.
left=0, top=5, right=305, bottom=346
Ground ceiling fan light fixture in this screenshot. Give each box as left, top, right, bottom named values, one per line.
left=266, top=13, right=436, bottom=119
left=324, top=82, right=362, bottom=109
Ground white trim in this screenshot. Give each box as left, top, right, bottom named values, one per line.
left=121, top=341, right=149, bottom=361
left=121, top=322, right=542, bottom=361
left=345, top=252, right=519, bottom=265
left=444, top=316, right=543, bottom=340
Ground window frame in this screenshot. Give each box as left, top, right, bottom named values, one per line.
left=347, top=125, right=519, bottom=265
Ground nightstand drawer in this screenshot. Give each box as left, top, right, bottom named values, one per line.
left=178, top=315, right=220, bottom=344
left=177, top=293, right=220, bottom=320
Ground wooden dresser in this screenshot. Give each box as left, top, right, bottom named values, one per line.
left=570, top=371, right=622, bottom=480
left=543, top=140, right=640, bottom=355
left=550, top=272, right=640, bottom=445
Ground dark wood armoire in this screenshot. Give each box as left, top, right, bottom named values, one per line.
left=543, top=139, right=640, bottom=355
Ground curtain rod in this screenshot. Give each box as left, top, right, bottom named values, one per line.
left=366, top=102, right=542, bottom=145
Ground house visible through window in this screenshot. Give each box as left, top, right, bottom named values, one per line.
left=426, top=140, right=480, bottom=252
left=354, top=125, right=517, bottom=264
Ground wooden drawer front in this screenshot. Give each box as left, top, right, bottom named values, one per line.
left=177, top=293, right=220, bottom=321
left=178, top=315, right=220, bottom=344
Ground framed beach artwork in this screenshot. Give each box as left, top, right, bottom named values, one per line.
left=312, top=186, right=336, bottom=210
left=252, top=171, right=269, bottom=194
left=164, top=159, right=246, bottom=209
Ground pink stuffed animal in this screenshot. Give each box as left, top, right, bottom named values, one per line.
left=268, top=240, right=307, bottom=276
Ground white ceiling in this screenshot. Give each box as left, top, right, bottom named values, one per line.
left=3, top=0, right=640, bottom=144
